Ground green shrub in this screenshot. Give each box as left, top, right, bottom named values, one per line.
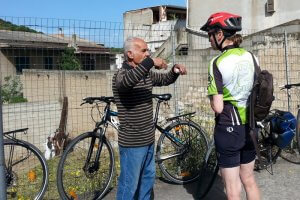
left=58, top=47, right=81, bottom=70
left=1, top=76, right=27, bottom=104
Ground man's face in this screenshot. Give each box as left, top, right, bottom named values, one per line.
left=128, top=39, right=150, bottom=66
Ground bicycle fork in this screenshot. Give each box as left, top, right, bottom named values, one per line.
left=83, top=128, right=105, bottom=176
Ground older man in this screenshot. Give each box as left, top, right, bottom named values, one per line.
left=112, top=37, right=186, bottom=200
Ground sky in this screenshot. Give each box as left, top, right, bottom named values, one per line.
left=1, top=0, right=186, bottom=22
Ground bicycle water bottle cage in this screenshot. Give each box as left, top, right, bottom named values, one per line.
left=270, top=110, right=296, bottom=148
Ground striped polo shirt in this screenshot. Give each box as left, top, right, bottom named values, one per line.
left=112, top=57, right=179, bottom=147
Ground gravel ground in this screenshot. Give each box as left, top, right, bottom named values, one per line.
left=104, top=157, right=300, bottom=200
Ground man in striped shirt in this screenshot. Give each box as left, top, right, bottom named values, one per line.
left=112, top=37, right=186, bottom=200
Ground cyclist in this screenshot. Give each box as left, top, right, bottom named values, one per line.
left=112, top=37, right=186, bottom=200
left=202, top=12, right=260, bottom=200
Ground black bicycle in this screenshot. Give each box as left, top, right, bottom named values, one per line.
left=56, top=93, right=208, bottom=200
left=278, top=83, right=300, bottom=164
left=4, top=128, right=49, bottom=200
left=196, top=138, right=219, bottom=199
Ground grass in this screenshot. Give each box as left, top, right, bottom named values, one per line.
left=8, top=126, right=209, bottom=199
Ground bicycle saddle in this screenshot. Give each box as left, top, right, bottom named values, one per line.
left=152, top=93, right=172, bottom=101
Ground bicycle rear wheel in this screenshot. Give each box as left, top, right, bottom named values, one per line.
left=4, top=139, right=49, bottom=200
left=156, top=120, right=208, bottom=184
left=57, top=131, right=114, bottom=200
left=278, top=109, right=300, bottom=164
left=280, top=141, right=300, bottom=164
left=196, top=144, right=219, bottom=199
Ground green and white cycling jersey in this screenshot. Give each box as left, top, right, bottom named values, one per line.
left=207, top=47, right=256, bottom=125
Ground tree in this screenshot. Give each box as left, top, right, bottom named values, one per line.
left=58, top=47, right=81, bottom=70
left=0, top=19, right=41, bottom=33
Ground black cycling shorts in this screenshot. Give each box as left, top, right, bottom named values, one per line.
left=214, top=124, right=256, bottom=168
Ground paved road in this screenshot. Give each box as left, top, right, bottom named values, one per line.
left=104, top=157, right=300, bottom=200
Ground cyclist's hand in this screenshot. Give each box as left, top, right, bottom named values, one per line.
left=153, top=58, right=168, bottom=70
left=173, top=64, right=187, bottom=75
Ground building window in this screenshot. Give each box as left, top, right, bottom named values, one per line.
left=44, top=57, right=53, bottom=70
left=82, top=56, right=95, bottom=70
left=15, top=57, right=29, bottom=74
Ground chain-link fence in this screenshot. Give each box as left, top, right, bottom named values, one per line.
left=0, top=16, right=299, bottom=199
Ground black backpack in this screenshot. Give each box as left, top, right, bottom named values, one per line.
left=249, top=53, right=274, bottom=122
left=248, top=52, right=274, bottom=169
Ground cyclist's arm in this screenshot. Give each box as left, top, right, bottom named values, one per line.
left=114, top=57, right=154, bottom=90
left=207, top=57, right=224, bottom=114
left=209, top=95, right=224, bottom=114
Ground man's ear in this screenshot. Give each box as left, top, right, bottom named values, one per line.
left=127, top=51, right=133, bottom=60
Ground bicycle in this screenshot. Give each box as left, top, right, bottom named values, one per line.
left=4, top=128, right=49, bottom=200
left=56, top=93, right=209, bottom=200
left=278, top=82, right=300, bottom=164
left=196, top=138, right=219, bottom=199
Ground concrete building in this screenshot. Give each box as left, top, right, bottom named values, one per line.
left=0, top=30, right=115, bottom=81
left=187, top=0, right=300, bottom=33
left=123, top=5, right=187, bottom=53
left=186, top=0, right=300, bottom=49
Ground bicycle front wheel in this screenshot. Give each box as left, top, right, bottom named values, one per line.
left=196, top=144, right=219, bottom=199
left=57, top=131, right=115, bottom=200
left=4, top=139, right=49, bottom=200
left=157, top=120, right=208, bottom=184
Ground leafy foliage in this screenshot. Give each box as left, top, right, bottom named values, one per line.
left=58, top=47, right=81, bottom=70
left=0, top=19, right=41, bottom=33
left=1, top=76, right=27, bottom=103
left=110, top=47, right=123, bottom=53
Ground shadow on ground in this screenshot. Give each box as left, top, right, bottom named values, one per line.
left=183, top=174, right=226, bottom=200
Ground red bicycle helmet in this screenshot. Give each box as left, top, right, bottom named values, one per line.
left=201, top=12, right=242, bottom=33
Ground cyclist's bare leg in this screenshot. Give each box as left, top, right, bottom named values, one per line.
left=220, top=166, right=242, bottom=200
left=240, top=160, right=260, bottom=200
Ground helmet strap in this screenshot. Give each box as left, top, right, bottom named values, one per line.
left=213, top=34, right=227, bottom=52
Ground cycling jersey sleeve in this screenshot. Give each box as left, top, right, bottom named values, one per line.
left=207, top=57, right=223, bottom=96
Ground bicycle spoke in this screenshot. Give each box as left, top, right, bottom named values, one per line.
left=5, top=142, right=48, bottom=200
left=157, top=121, right=208, bottom=184
left=57, top=132, right=114, bottom=200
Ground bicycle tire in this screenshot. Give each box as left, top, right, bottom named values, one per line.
left=297, top=109, right=300, bottom=153
left=156, top=120, right=208, bottom=184
left=196, top=145, right=219, bottom=199
left=4, top=139, right=49, bottom=200
left=57, top=131, right=115, bottom=200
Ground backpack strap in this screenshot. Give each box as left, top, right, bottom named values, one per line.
left=250, top=52, right=261, bottom=78
left=248, top=52, right=264, bottom=169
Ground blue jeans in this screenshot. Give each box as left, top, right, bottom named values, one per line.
left=116, top=143, right=155, bottom=200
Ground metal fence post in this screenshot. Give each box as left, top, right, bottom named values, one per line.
left=0, top=87, right=7, bottom=200
left=171, top=25, right=178, bottom=116
left=284, top=30, right=291, bottom=112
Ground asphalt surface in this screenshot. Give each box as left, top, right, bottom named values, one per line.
left=103, top=157, right=300, bottom=200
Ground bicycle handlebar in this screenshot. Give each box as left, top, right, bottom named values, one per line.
left=280, top=83, right=300, bottom=90
left=81, top=93, right=172, bottom=106
left=81, top=96, right=115, bottom=105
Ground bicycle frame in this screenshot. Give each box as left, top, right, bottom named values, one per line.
left=83, top=95, right=196, bottom=165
